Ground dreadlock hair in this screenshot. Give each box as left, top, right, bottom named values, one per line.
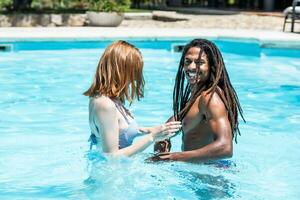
left=173, top=39, right=245, bottom=143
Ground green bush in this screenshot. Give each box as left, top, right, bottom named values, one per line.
left=0, top=0, right=132, bottom=12
left=0, top=0, right=13, bottom=11
left=31, top=0, right=88, bottom=10
left=88, top=0, right=131, bottom=12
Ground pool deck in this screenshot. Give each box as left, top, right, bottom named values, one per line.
left=0, top=27, right=300, bottom=48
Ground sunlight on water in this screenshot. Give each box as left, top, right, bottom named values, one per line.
left=0, top=40, right=300, bottom=199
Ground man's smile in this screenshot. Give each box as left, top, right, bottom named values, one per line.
left=185, top=71, right=197, bottom=79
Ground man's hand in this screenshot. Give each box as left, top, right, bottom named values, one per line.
left=148, top=152, right=183, bottom=162
left=153, top=139, right=171, bottom=153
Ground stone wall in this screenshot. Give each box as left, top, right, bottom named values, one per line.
left=0, top=14, right=87, bottom=27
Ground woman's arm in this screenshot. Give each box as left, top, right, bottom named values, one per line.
left=113, top=121, right=181, bottom=156
left=153, top=115, right=176, bottom=153
left=93, top=97, right=181, bottom=157
left=138, top=121, right=180, bottom=138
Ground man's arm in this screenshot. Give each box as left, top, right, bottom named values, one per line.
left=157, top=92, right=233, bottom=162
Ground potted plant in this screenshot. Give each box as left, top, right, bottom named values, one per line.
left=87, top=0, right=130, bottom=27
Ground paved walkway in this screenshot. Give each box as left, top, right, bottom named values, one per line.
left=1, top=9, right=300, bottom=48
left=121, top=10, right=288, bottom=31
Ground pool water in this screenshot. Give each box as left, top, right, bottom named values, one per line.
left=0, top=39, right=300, bottom=200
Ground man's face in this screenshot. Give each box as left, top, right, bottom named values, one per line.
left=183, top=47, right=210, bottom=85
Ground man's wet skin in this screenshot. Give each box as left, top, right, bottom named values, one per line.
left=181, top=47, right=215, bottom=151
left=152, top=39, right=239, bottom=162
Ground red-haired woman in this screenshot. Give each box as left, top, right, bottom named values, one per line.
left=84, top=40, right=181, bottom=157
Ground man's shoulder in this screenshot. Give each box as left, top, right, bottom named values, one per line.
left=200, top=88, right=223, bottom=105
left=199, top=88, right=227, bottom=119
left=198, top=88, right=226, bottom=112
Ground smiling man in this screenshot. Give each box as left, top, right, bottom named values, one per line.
left=153, top=39, right=245, bottom=162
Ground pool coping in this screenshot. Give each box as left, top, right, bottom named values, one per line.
left=1, top=27, right=300, bottom=49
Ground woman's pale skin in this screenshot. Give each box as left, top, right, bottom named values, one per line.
left=89, top=96, right=182, bottom=157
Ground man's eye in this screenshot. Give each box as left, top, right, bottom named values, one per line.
left=195, top=60, right=205, bottom=65
left=184, top=60, right=191, bottom=65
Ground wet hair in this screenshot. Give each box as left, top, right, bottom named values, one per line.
left=173, top=39, right=245, bottom=142
left=83, top=40, right=144, bottom=104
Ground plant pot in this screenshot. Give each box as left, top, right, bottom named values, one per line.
left=87, top=11, right=124, bottom=27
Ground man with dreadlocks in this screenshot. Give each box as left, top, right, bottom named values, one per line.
left=153, top=39, right=244, bottom=162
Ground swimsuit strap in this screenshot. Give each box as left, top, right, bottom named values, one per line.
left=112, top=100, right=133, bottom=124
left=89, top=125, right=100, bottom=150
left=89, top=134, right=97, bottom=150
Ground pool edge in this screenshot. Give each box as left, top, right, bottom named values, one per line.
left=1, top=27, right=300, bottom=49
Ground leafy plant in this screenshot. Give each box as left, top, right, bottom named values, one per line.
left=31, top=0, right=53, bottom=9
left=69, top=0, right=89, bottom=10
left=1, top=0, right=133, bottom=12
left=0, top=0, right=13, bottom=11
left=31, top=0, right=88, bottom=10
left=88, top=0, right=131, bottom=12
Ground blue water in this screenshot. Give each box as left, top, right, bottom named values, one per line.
left=0, top=39, right=300, bottom=200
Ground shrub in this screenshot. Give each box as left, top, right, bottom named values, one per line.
left=31, top=0, right=82, bottom=10
left=87, top=0, right=131, bottom=12
left=0, top=0, right=132, bottom=12
left=0, top=0, right=13, bottom=11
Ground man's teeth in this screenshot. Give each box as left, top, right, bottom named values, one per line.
left=188, top=72, right=197, bottom=77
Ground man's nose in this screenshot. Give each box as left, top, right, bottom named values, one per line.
left=187, top=61, right=196, bottom=70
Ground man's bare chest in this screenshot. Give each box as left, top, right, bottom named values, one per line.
left=182, top=103, right=207, bottom=134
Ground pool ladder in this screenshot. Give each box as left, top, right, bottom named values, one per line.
left=0, top=44, right=13, bottom=52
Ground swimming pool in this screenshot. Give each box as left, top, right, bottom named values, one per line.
left=0, top=39, right=300, bottom=200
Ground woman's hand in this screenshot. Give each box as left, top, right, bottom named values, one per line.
left=149, top=121, right=182, bottom=142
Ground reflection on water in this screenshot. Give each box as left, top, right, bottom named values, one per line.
left=2, top=41, right=299, bottom=199
left=179, top=171, right=236, bottom=200
left=83, top=151, right=236, bottom=200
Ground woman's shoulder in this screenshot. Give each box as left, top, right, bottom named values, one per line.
left=90, top=95, right=116, bottom=111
